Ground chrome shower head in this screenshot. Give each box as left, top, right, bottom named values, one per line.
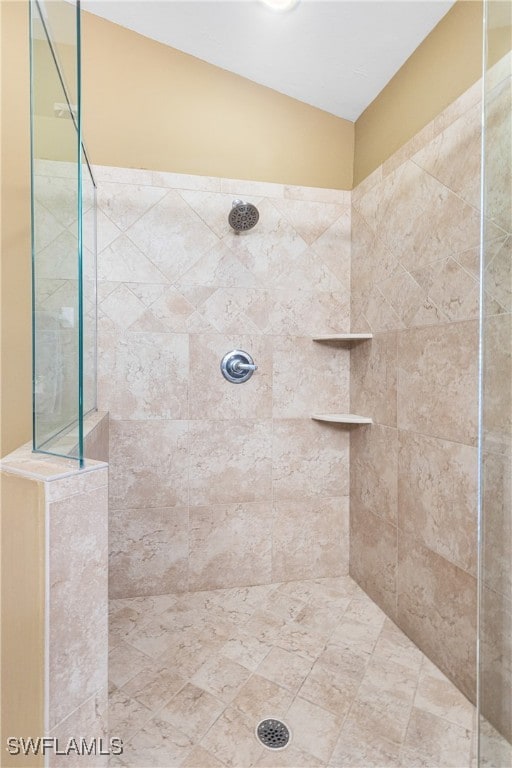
left=228, top=200, right=259, bottom=232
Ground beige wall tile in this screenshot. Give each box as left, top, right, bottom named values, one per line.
left=48, top=688, right=108, bottom=767
left=273, top=497, right=348, bottom=582
left=109, top=506, right=188, bottom=598
left=349, top=508, right=397, bottom=621
left=398, top=431, right=477, bottom=574
left=397, top=322, right=479, bottom=445
left=351, top=424, right=398, bottom=526
left=479, top=586, right=512, bottom=742
left=189, top=334, right=272, bottom=420
left=109, top=420, right=189, bottom=510
left=188, top=420, right=271, bottom=506
left=272, top=336, right=349, bottom=419
left=48, top=485, right=108, bottom=729
left=189, top=502, right=272, bottom=590
left=397, top=531, right=477, bottom=701
left=273, top=419, right=349, bottom=501
left=350, top=333, right=397, bottom=427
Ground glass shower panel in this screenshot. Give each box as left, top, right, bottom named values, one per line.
left=30, top=0, right=96, bottom=464
left=478, top=0, right=512, bottom=764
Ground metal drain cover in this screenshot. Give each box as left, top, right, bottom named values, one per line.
left=256, top=718, right=291, bottom=750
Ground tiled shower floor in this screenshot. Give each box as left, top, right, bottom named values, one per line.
left=108, top=576, right=476, bottom=767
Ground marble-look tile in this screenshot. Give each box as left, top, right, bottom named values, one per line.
left=220, top=628, right=273, bottom=671
left=284, top=185, right=349, bottom=205
left=108, top=641, right=152, bottom=689
left=256, top=646, right=313, bottom=694
left=125, top=191, right=219, bottom=283
left=485, top=236, right=512, bottom=313
left=108, top=332, right=188, bottom=420
left=378, top=266, right=444, bottom=328
left=188, top=420, right=271, bottom=506
left=122, top=716, right=194, bottom=767
left=159, top=683, right=225, bottom=741
left=98, top=234, right=169, bottom=284
left=294, top=599, right=351, bottom=640
left=272, top=336, right=349, bottom=419
left=156, top=626, right=229, bottom=679
left=150, top=170, right=221, bottom=192
left=397, top=321, right=479, bottom=445
left=349, top=508, right=397, bottom=621
left=99, top=283, right=148, bottom=331
left=48, top=484, right=108, bottom=729
left=402, top=707, right=473, bottom=768
left=232, top=673, right=294, bottom=721
left=414, top=661, right=474, bottom=730
left=371, top=618, right=423, bottom=674
left=93, top=165, right=154, bottom=186
left=479, top=585, right=512, bottom=743
left=272, top=497, right=348, bottom=582
left=181, top=746, right=225, bottom=768
left=48, top=688, right=108, bottom=767
left=270, top=197, right=346, bottom=246
left=351, top=424, right=398, bottom=526
left=481, top=449, right=512, bottom=597
left=98, top=182, right=168, bottom=232
left=310, top=208, right=351, bottom=292
left=273, top=420, right=349, bottom=500
left=201, top=705, right=264, bottom=767
left=121, top=660, right=186, bottom=712
left=176, top=239, right=261, bottom=289
left=397, top=531, right=477, bottom=702
left=109, top=506, right=188, bottom=598
left=220, top=177, right=284, bottom=198
left=298, top=659, right=360, bottom=718
left=413, top=102, right=481, bottom=210
left=192, top=655, right=252, bottom=704
left=329, top=714, right=401, bottom=767
left=257, top=745, right=326, bottom=767
left=398, top=431, right=477, bottom=574
left=350, top=332, right=397, bottom=427
left=351, top=165, right=383, bottom=204
left=482, top=313, right=512, bottom=449
left=108, top=687, right=153, bottom=743
left=411, top=257, right=479, bottom=323
left=286, top=697, right=344, bottom=763
left=109, top=420, right=188, bottom=510
left=189, top=334, right=272, bottom=420
left=189, top=502, right=272, bottom=590
left=485, top=75, right=512, bottom=233
left=178, top=190, right=240, bottom=239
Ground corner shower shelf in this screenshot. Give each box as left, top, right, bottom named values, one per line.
left=312, top=333, right=373, bottom=342
left=312, top=414, right=373, bottom=425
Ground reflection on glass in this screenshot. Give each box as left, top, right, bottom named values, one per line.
left=30, top=0, right=97, bottom=464
left=478, top=0, right=512, bottom=765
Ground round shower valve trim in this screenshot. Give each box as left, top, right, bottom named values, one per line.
left=221, top=349, right=258, bottom=383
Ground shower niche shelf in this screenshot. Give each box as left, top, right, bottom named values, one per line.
left=311, top=333, right=373, bottom=425
left=312, top=333, right=373, bottom=342
left=312, top=414, right=373, bottom=425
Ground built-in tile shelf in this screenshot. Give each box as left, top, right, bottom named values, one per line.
left=312, top=414, right=373, bottom=425
left=312, top=333, right=373, bottom=342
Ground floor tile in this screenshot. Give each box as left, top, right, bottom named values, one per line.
left=159, top=683, right=225, bottom=741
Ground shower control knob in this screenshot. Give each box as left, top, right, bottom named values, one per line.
left=221, top=350, right=258, bottom=383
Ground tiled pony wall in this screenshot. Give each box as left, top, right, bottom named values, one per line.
left=349, top=55, right=511, bottom=714
left=94, top=172, right=352, bottom=599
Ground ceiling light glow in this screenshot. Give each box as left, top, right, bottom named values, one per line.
left=260, top=0, right=300, bottom=12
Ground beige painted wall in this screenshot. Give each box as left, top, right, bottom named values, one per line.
left=353, top=0, right=512, bottom=185
left=0, top=472, right=45, bottom=768
left=81, top=11, right=354, bottom=190
left=0, top=1, right=32, bottom=458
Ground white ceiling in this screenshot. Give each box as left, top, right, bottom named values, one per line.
left=81, top=0, right=456, bottom=121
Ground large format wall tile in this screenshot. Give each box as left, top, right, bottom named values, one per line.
left=272, top=336, right=349, bottom=419
left=188, top=420, right=272, bottom=506
left=49, top=480, right=108, bottom=729
left=273, top=419, right=349, bottom=501
left=397, top=531, right=477, bottom=701
left=273, top=497, right=349, bottom=581
left=97, top=170, right=351, bottom=595
left=350, top=424, right=398, bottom=526
left=109, top=420, right=189, bottom=510
left=189, top=334, right=272, bottom=420
left=109, top=506, right=189, bottom=598
left=480, top=585, right=512, bottom=742
left=349, top=507, right=397, bottom=620
left=398, top=431, right=477, bottom=574
left=350, top=333, right=397, bottom=426
left=189, top=502, right=273, bottom=590
left=397, top=321, right=478, bottom=445
left=109, top=332, right=189, bottom=420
